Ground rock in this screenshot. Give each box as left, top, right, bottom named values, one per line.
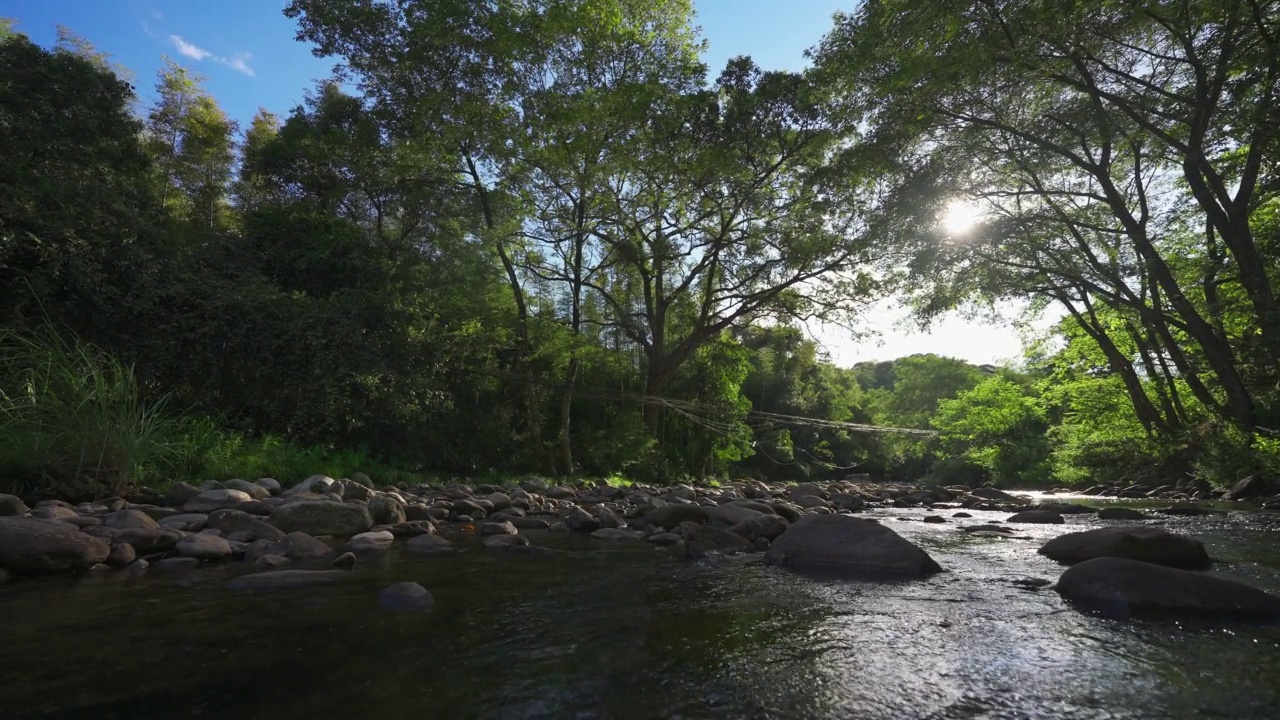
left=545, top=486, right=577, bottom=500
left=970, top=487, right=1024, bottom=502
left=183, top=489, right=252, bottom=513
left=31, top=504, right=78, bottom=521
left=286, top=475, right=336, bottom=496
left=480, top=521, right=518, bottom=536
left=641, top=504, right=709, bottom=530
left=830, top=494, right=866, bottom=512
left=232, top=500, right=275, bottom=516
left=270, top=501, right=372, bottom=536
left=707, top=504, right=766, bottom=526
left=765, top=515, right=942, bottom=577
left=590, top=505, right=626, bottom=529
left=255, top=478, right=282, bottom=495
left=0, top=568, right=8, bottom=583
left=176, top=533, right=233, bottom=561
left=647, top=532, right=682, bottom=545
left=590, top=528, right=644, bottom=541
left=369, top=495, right=407, bottom=525
left=224, top=479, right=271, bottom=500
left=159, top=513, right=209, bottom=531
left=770, top=503, right=802, bottom=522
left=564, top=505, right=601, bottom=533
left=153, top=557, right=200, bottom=572
left=0, top=494, right=29, bottom=516
left=508, top=517, right=552, bottom=531
left=255, top=554, right=290, bottom=569
left=333, top=551, right=357, bottom=568
left=953, top=512, right=973, bottom=518
left=795, top=496, right=831, bottom=510
left=406, top=534, right=454, bottom=555
left=277, top=532, right=333, bottom=560
left=1007, top=510, right=1065, bottom=524
left=1225, top=474, right=1268, bottom=501
left=1055, top=557, right=1280, bottom=621
left=450, top=498, right=487, bottom=520
left=346, top=530, right=395, bottom=552
left=679, top=521, right=755, bottom=557
left=227, top=569, right=348, bottom=592
left=0, top=517, right=111, bottom=572
left=112, top=528, right=183, bottom=554
left=105, top=543, right=136, bottom=567
left=1156, top=505, right=1212, bottom=516
left=351, top=471, right=374, bottom=488
left=342, top=481, right=374, bottom=503
left=787, top=483, right=829, bottom=501
left=62, top=515, right=101, bottom=529
left=1097, top=507, right=1151, bottom=521
left=163, top=481, right=203, bottom=505
left=206, top=509, right=285, bottom=542
left=378, top=581, right=434, bottom=611
left=483, top=534, right=530, bottom=549
left=922, top=515, right=947, bottom=524
left=1038, top=526, right=1210, bottom=568
left=729, top=514, right=789, bottom=542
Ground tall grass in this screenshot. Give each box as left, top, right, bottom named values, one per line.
left=0, top=323, right=183, bottom=499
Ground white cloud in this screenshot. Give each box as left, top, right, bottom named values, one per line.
left=168, top=35, right=255, bottom=77
left=170, top=35, right=210, bottom=61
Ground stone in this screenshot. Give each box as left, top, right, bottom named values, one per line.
left=953, top=512, right=973, bottom=518
left=342, top=481, right=374, bottom=502
left=62, top=516, right=101, bottom=529
left=707, top=504, right=766, bottom=526
left=0, top=494, right=29, bottom=516
left=113, top=528, right=183, bottom=554
left=369, top=495, right=407, bottom=525
left=232, top=500, right=275, bottom=516
left=176, top=533, right=233, bottom=561
left=159, top=513, right=209, bottom=531
left=406, top=534, right=454, bottom=555
left=183, top=489, right=252, bottom=513
left=770, top=503, right=803, bottom=522
left=1032, top=502, right=1095, bottom=515
left=485, top=492, right=512, bottom=512
left=1224, top=474, right=1268, bottom=501
left=641, top=504, right=709, bottom=530
left=787, top=483, right=829, bottom=501
left=765, top=514, right=943, bottom=577
left=0, top=517, right=111, bottom=572
left=255, top=478, right=282, bottom=495
left=287, top=475, right=337, bottom=496
left=564, top=505, right=601, bottom=533
left=378, top=581, right=434, bottom=611
left=351, top=471, right=374, bottom=488
left=153, top=557, right=200, bottom=572
left=1056, top=557, right=1280, bottom=621
left=206, top=509, right=285, bottom=542
left=795, top=496, right=831, bottom=510
left=333, top=551, right=357, bottom=568
left=163, top=481, right=203, bottom=505
left=1007, top=510, right=1065, bottom=524
left=346, top=530, right=395, bottom=552
left=223, top=479, right=270, bottom=500
left=679, top=521, right=755, bottom=557
left=729, top=514, right=789, bottom=542
left=590, top=528, right=644, bottom=541
left=450, top=498, right=487, bottom=520
left=1038, top=526, right=1210, bottom=568
left=105, top=543, right=136, bottom=567
left=277, top=532, right=333, bottom=560
left=830, top=494, right=866, bottom=512
left=101, top=509, right=159, bottom=531
left=647, top=532, right=682, bottom=545
left=961, top=524, right=1015, bottom=535
left=270, top=501, right=373, bottom=536
left=483, top=534, right=531, bottom=549
left=590, top=505, right=626, bottom=529
left=31, top=504, right=78, bottom=521
left=255, top=554, right=290, bottom=569
left=970, top=487, right=1023, bottom=502
left=546, top=486, right=578, bottom=500
left=481, top=521, right=518, bottom=536
left=1097, top=507, right=1151, bottom=521
left=227, top=569, right=348, bottom=592
left=922, top=515, right=947, bottom=524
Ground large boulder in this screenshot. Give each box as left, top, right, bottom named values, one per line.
left=1224, top=475, right=1269, bottom=501
left=564, top=505, right=601, bottom=533
left=1097, top=507, right=1151, bottom=521
left=368, top=495, right=407, bottom=525
left=0, top=493, right=29, bottom=516
left=1055, top=557, right=1280, bottom=621
left=0, top=517, right=111, bottom=572
left=1038, top=526, right=1210, bottom=568
left=707, top=504, right=767, bottom=526
left=680, top=521, right=755, bottom=557
left=269, top=501, right=372, bottom=537
left=729, top=513, right=789, bottom=542
left=765, top=515, right=942, bottom=577
left=641, top=504, right=709, bottom=530
left=1007, top=510, right=1064, bottom=524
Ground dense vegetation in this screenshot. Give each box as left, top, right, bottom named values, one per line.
left=2, top=0, right=1277, bottom=498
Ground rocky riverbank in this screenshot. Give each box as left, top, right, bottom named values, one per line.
left=1, top=476, right=1279, bottom=621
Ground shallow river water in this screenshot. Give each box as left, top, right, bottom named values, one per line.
left=3, top=493, right=1280, bottom=719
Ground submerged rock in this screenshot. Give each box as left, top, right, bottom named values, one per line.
left=406, top=534, right=454, bottom=555
left=765, top=514, right=942, bottom=577
left=0, top=517, right=111, bottom=573
left=1097, top=507, right=1151, bottom=521
left=1038, top=526, right=1210, bottom=568
left=227, top=569, right=348, bottom=592
left=378, top=581, right=434, bottom=611
left=1055, top=557, right=1280, bottom=621
left=1007, top=510, right=1064, bottom=524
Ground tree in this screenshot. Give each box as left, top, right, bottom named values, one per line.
left=816, top=0, right=1280, bottom=438
left=934, top=375, right=1051, bottom=486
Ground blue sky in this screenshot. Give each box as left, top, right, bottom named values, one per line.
left=0, top=0, right=1036, bottom=366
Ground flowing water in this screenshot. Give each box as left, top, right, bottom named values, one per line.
left=3, top=494, right=1280, bottom=719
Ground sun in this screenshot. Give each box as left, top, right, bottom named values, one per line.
left=940, top=199, right=983, bottom=236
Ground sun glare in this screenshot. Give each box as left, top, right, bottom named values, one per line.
left=940, top=199, right=983, bottom=236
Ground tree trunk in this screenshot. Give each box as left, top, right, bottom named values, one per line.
left=558, top=357, right=579, bottom=476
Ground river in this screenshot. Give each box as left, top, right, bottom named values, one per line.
left=2, top=492, right=1279, bottom=719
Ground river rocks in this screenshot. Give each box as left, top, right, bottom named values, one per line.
left=347, top=530, right=395, bottom=552
left=406, top=534, right=454, bottom=555
left=831, top=494, right=866, bottom=512
left=224, top=479, right=271, bottom=500
left=176, top=533, right=233, bottom=561
left=1038, top=526, right=1210, bottom=568
left=286, top=474, right=336, bottom=496
left=729, top=513, right=789, bottom=542
left=255, top=478, right=282, bottom=495
left=31, top=503, right=77, bottom=521
left=369, top=495, right=407, bottom=525
left=480, top=521, right=518, bottom=536
left=153, top=556, right=200, bottom=572
left=255, top=554, right=290, bottom=569
left=591, top=528, right=645, bottom=541
left=0, top=494, right=29, bottom=516
left=680, top=521, right=755, bottom=557
left=206, top=509, right=285, bottom=543
left=546, top=486, right=577, bottom=500
left=342, top=481, right=374, bottom=503
left=184, top=489, right=252, bottom=513
left=970, top=487, right=1023, bottom=502
left=707, top=504, right=767, bottom=526
left=378, top=581, right=434, bottom=611
left=483, top=533, right=530, bottom=549
left=795, top=496, right=831, bottom=510
left=333, top=551, right=357, bottom=568
left=765, top=515, right=943, bottom=577
left=1055, top=557, right=1280, bottom=621
left=227, top=569, right=348, bottom=592
left=1007, top=510, right=1065, bottom=524
left=98, top=509, right=159, bottom=530
left=450, top=498, right=487, bottom=520
left=106, top=543, right=136, bottom=566
left=164, top=481, right=203, bottom=505
left=922, top=515, right=947, bottom=524
left=590, top=505, right=625, bottom=529
left=953, top=512, right=973, bottom=518
left=641, top=504, right=709, bottom=530
left=1097, top=507, right=1151, bottom=521
left=1224, top=474, right=1268, bottom=501
left=564, top=505, right=601, bottom=533
left=0, top=517, right=111, bottom=572
left=112, top=527, right=183, bottom=554
left=269, top=500, right=372, bottom=536
left=277, top=531, right=333, bottom=559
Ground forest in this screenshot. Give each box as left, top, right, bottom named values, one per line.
left=1, top=0, right=1277, bottom=498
